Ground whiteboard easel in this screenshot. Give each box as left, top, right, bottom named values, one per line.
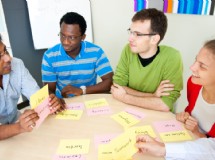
left=26, top=0, right=93, bottom=49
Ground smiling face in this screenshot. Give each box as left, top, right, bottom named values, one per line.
left=0, top=41, right=12, bottom=75
left=190, top=47, right=215, bottom=87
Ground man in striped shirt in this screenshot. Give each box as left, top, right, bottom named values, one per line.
left=42, top=12, right=113, bottom=98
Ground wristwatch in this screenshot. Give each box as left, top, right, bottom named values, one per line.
left=80, top=86, right=86, bottom=95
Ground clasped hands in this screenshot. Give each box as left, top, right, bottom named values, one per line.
left=176, top=111, right=204, bottom=137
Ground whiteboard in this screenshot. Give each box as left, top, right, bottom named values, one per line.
left=26, top=0, right=93, bottom=49
left=0, top=1, right=13, bottom=56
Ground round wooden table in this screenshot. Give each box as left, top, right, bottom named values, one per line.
left=0, top=94, right=194, bottom=160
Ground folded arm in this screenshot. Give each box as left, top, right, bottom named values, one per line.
left=111, top=81, right=174, bottom=112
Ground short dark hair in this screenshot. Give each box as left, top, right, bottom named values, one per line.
left=204, top=39, right=215, bottom=56
left=0, top=34, right=2, bottom=42
left=132, top=8, right=167, bottom=43
left=60, top=12, right=87, bottom=35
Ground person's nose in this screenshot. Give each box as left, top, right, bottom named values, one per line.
left=128, top=33, right=135, bottom=42
left=62, top=37, right=70, bottom=45
left=2, top=53, right=11, bottom=62
left=190, top=61, right=198, bottom=72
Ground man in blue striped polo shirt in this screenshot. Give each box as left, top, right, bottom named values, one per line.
left=42, top=12, right=113, bottom=98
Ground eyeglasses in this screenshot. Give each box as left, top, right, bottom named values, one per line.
left=127, top=28, right=156, bottom=37
left=0, top=47, right=9, bottom=60
left=58, top=33, right=82, bottom=41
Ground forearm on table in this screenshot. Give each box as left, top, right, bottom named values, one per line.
left=0, top=123, right=23, bottom=140
left=123, top=94, right=170, bottom=112
left=123, top=86, right=154, bottom=97
left=86, top=79, right=112, bottom=94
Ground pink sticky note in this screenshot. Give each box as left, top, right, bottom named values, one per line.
left=87, top=106, right=112, bottom=116
left=66, top=103, right=84, bottom=110
left=53, top=154, right=86, bottom=160
left=125, top=108, right=145, bottom=120
left=34, top=97, right=50, bottom=128
left=94, top=133, right=119, bottom=149
left=153, top=120, right=183, bottom=133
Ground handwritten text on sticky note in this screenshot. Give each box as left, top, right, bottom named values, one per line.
left=84, top=98, right=108, bottom=108
left=153, top=120, right=183, bottom=133
left=34, top=97, right=50, bottom=128
left=57, top=139, right=90, bottom=155
left=30, top=84, right=49, bottom=109
left=87, top=106, right=112, bottom=116
left=56, top=110, right=83, bottom=120
left=131, top=125, right=156, bottom=138
left=125, top=108, right=145, bottom=120
left=53, top=154, right=86, bottom=160
left=160, top=130, right=192, bottom=142
left=66, top=102, right=85, bottom=110
left=111, top=111, right=140, bottom=128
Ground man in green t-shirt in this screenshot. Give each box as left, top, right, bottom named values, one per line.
left=111, top=8, right=183, bottom=112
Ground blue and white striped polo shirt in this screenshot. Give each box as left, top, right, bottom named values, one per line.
left=42, top=41, right=113, bottom=98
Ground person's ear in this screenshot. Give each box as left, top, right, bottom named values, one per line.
left=82, top=34, right=86, bottom=41
left=151, top=34, right=160, bottom=44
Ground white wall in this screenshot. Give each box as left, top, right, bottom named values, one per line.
left=91, top=0, right=215, bottom=113
left=91, top=0, right=134, bottom=69
left=0, top=1, right=13, bottom=56
left=162, top=14, right=215, bottom=112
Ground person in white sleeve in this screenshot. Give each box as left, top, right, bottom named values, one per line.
left=135, top=135, right=215, bottom=160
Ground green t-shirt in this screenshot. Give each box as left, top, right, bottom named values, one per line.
left=113, top=44, right=183, bottom=112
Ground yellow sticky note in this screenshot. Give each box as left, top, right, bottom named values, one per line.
left=30, top=84, right=49, bottom=109
left=98, top=144, right=114, bottom=160
left=55, top=110, right=83, bottom=120
left=84, top=98, right=109, bottom=108
left=110, top=129, right=137, bottom=160
left=57, top=139, right=90, bottom=155
left=131, top=125, right=157, bottom=138
left=111, top=111, right=140, bottom=129
left=160, top=130, right=192, bottom=142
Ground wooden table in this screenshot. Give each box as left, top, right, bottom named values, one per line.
left=0, top=94, right=194, bottom=160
